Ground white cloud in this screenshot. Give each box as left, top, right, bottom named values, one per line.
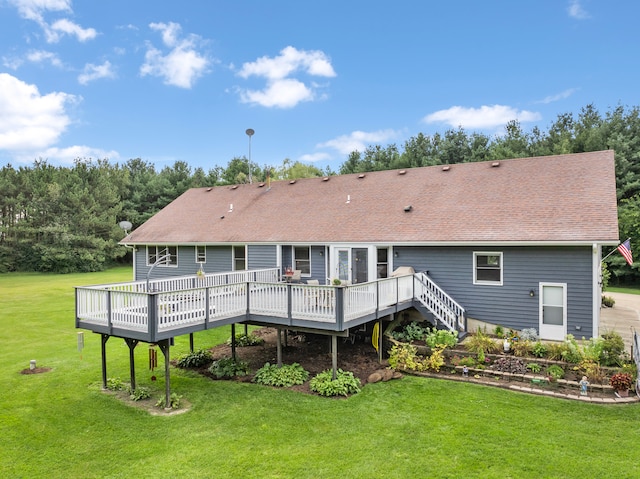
left=0, top=73, right=76, bottom=151
left=237, top=46, right=336, bottom=108
left=3, top=49, right=63, bottom=69
left=46, top=18, right=97, bottom=43
left=536, top=88, right=578, bottom=104
left=27, top=145, right=120, bottom=165
left=78, top=61, right=115, bottom=85
left=299, top=152, right=332, bottom=163
left=318, top=129, right=400, bottom=155
left=567, top=0, right=590, bottom=19
left=423, top=105, right=542, bottom=129
left=140, top=22, right=210, bottom=89
left=9, top=0, right=96, bottom=43
left=8, top=0, right=71, bottom=22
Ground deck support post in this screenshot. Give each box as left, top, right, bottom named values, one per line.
left=124, top=338, right=139, bottom=391
left=231, top=323, right=236, bottom=361
left=276, top=328, right=283, bottom=367
left=100, top=334, right=110, bottom=389
left=331, top=334, right=338, bottom=380
left=158, top=339, right=171, bottom=410
left=189, top=333, right=194, bottom=353
left=378, top=317, right=384, bottom=364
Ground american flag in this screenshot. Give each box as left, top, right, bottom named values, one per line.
left=617, top=239, right=633, bottom=265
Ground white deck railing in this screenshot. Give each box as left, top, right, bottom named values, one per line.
left=76, top=269, right=465, bottom=338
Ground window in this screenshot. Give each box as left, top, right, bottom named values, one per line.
left=473, top=252, right=502, bottom=285
left=147, top=245, right=177, bottom=267
left=377, top=248, right=389, bottom=278
left=195, top=245, right=206, bottom=264
left=233, top=245, right=246, bottom=271
left=294, top=246, right=311, bottom=275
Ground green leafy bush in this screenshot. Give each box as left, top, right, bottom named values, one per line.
left=527, top=363, right=542, bottom=373
left=601, top=295, right=615, bottom=307
left=129, top=386, right=151, bottom=401
left=560, top=335, right=583, bottom=364
left=226, top=332, right=265, bottom=347
left=391, top=321, right=430, bottom=342
left=425, top=328, right=458, bottom=348
left=156, top=393, right=183, bottom=409
left=310, top=369, right=361, bottom=397
left=208, top=357, right=250, bottom=379
left=512, top=340, right=533, bottom=357
left=546, top=364, right=565, bottom=380
left=424, top=346, right=446, bottom=372
left=464, top=329, right=499, bottom=356
left=253, top=362, right=309, bottom=387
left=388, top=343, right=426, bottom=371
left=175, top=349, right=213, bottom=368
left=600, top=331, right=625, bottom=367
left=494, top=325, right=505, bottom=338
left=531, top=341, right=548, bottom=358
left=106, top=377, right=125, bottom=391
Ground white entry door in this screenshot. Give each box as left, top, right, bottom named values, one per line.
left=539, top=283, right=567, bottom=341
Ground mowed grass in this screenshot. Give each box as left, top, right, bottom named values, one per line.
left=1, top=268, right=640, bottom=479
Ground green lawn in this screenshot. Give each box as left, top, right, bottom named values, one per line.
left=2, top=268, right=639, bottom=479
left=606, top=285, right=640, bottom=295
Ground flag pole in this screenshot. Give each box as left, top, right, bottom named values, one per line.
left=601, top=238, right=631, bottom=262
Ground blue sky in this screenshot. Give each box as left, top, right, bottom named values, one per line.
left=1, top=0, right=639, bottom=173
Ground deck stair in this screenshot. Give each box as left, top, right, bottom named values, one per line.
left=412, top=271, right=466, bottom=334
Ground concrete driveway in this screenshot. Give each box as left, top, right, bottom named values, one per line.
left=599, top=292, right=640, bottom=354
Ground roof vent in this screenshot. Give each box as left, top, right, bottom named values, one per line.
left=442, top=166, right=450, bottom=171
left=346, top=194, right=351, bottom=204
left=398, top=170, right=407, bottom=175
left=230, top=185, right=238, bottom=190
left=358, top=174, right=366, bottom=179
left=228, top=204, right=233, bottom=212
left=289, top=180, right=296, bottom=184
left=206, top=187, right=213, bottom=191
left=491, top=162, right=500, bottom=168
left=404, top=205, right=413, bottom=212
left=322, top=176, right=330, bottom=181
left=258, top=182, right=265, bottom=188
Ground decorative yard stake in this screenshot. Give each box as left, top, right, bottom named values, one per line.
left=77, top=332, right=84, bottom=360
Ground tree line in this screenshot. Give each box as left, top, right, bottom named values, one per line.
left=0, top=103, right=638, bottom=282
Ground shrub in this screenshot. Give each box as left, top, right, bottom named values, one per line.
left=512, top=340, right=533, bottom=357
left=494, top=325, right=505, bottom=338
left=601, top=295, right=615, bottom=308
left=531, top=341, right=548, bottom=358
left=175, top=349, right=213, bottom=368
left=388, top=343, right=426, bottom=371
left=106, top=377, right=125, bottom=391
left=253, top=362, right=309, bottom=387
left=129, top=386, right=151, bottom=401
left=546, top=364, right=565, bottom=380
left=527, top=363, right=542, bottom=373
left=310, top=369, right=361, bottom=397
left=609, top=372, right=633, bottom=391
left=226, top=332, right=265, bottom=347
left=580, top=359, right=606, bottom=383
left=546, top=343, right=565, bottom=361
left=156, top=392, right=182, bottom=409
left=208, top=357, right=250, bottom=379
left=458, top=356, right=477, bottom=367
left=464, top=329, right=499, bottom=356
left=561, top=335, right=583, bottom=364
left=580, top=337, right=603, bottom=364
left=425, top=328, right=458, bottom=348
left=391, top=321, right=430, bottom=342
left=491, top=357, right=527, bottom=374
left=600, top=331, right=625, bottom=367
left=424, top=346, right=446, bottom=372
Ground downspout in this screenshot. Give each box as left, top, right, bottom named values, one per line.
left=592, top=243, right=601, bottom=338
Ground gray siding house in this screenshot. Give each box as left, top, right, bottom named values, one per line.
left=120, top=150, right=619, bottom=341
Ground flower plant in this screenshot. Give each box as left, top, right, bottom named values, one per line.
left=609, top=372, right=633, bottom=391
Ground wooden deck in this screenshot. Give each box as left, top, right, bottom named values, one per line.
left=75, top=268, right=434, bottom=342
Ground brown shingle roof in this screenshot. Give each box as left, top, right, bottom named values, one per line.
left=123, top=150, right=619, bottom=245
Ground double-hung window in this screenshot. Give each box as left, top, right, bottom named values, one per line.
left=377, top=247, right=389, bottom=279
left=147, top=246, right=177, bottom=267
left=195, top=245, right=206, bottom=264
left=294, top=246, right=311, bottom=275
left=473, top=252, right=502, bottom=285
left=233, top=245, right=246, bottom=271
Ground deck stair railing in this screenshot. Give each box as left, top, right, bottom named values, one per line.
left=413, top=271, right=466, bottom=333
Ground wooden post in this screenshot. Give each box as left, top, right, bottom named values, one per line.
left=231, top=323, right=236, bottom=361
left=189, top=333, right=194, bottom=353
left=331, top=334, right=338, bottom=380
left=276, top=328, right=283, bottom=367
left=158, top=339, right=171, bottom=410
left=124, top=338, right=139, bottom=391
left=100, top=334, right=109, bottom=390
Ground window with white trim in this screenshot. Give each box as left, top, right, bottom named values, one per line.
left=473, top=252, right=502, bottom=285
left=377, top=247, right=389, bottom=279
left=233, top=245, right=246, bottom=271
left=195, top=245, right=206, bottom=264
left=147, top=245, right=177, bottom=267
left=294, top=246, right=311, bottom=275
